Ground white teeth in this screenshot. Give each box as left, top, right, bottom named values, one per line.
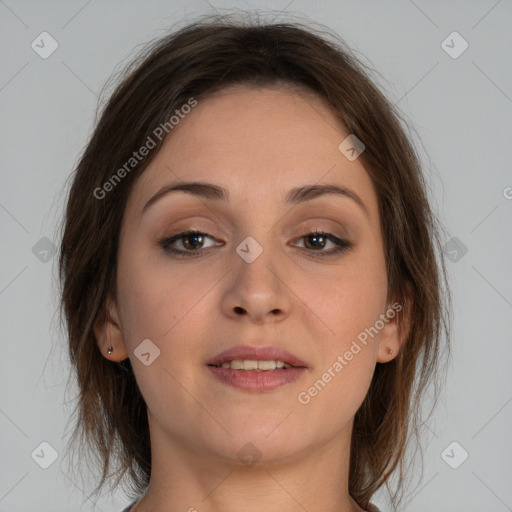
left=257, top=360, right=276, bottom=370
left=218, top=359, right=292, bottom=370
left=244, top=360, right=259, bottom=370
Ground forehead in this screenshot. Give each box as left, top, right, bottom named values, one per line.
left=126, top=85, right=379, bottom=221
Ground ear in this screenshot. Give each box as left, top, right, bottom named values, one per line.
left=93, top=296, right=129, bottom=362
left=377, top=286, right=413, bottom=363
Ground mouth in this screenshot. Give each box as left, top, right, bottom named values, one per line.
left=209, top=359, right=297, bottom=370
left=206, top=344, right=308, bottom=368
left=206, top=345, right=309, bottom=392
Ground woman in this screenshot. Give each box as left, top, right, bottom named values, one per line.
left=59, top=13, right=450, bottom=512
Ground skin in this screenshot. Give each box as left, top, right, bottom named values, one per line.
left=94, top=84, right=407, bottom=512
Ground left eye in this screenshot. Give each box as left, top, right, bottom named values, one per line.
left=295, top=232, right=340, bottom=251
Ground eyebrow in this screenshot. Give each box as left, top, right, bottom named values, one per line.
left=140, top=181, right=369, bottom=218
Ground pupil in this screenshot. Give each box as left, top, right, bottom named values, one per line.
left=184, top=233, right=203, bottom=249
left=306, top=234, right=325, bottom=249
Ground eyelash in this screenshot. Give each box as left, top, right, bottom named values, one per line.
left=159, top=229, right=354, bottom=259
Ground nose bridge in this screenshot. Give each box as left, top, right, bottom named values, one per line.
left=222, top=230, right=290, bottom=321
left=235, top=232, right=279, bottom=293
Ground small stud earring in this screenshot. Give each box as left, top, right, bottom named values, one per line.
left=107, top=346, right=113, bottom=355
left=386, top=347, right=393, bottom=356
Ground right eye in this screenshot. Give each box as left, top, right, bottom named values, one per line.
left=159, top=230, right=220, bottom=258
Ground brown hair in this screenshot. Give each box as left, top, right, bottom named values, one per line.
left=58, top=12, right=450, bottom=509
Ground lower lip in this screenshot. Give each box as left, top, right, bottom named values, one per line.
left=207, top=366, right=307, bottom=392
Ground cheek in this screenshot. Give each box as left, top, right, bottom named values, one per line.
left=293, top=244, right=387, bottom=408
left=116, top=246, right=220, bottom=349
left=302, top=256, right=387, bottom=344
left=116, top=269, right=171, bottom=346
left=297, top=352, right=374, bottom=430
left=115, top=252, right=213, bottom=410
left=295, top=272, right=385, bottom=418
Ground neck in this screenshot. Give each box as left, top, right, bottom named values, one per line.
left=131, top=416, right=366, bottom=512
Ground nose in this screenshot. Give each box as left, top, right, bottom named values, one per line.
left=220, top=241, right=292, bottom=325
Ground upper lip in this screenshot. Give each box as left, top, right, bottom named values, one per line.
left=206, top=345, right=308, bottom=368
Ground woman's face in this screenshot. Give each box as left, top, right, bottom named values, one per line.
left=101, top=85, right=401, bottom=466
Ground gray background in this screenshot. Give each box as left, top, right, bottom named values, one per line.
left=1, top=1, right=511, bottom=511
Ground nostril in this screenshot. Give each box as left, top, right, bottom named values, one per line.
left=234, top=307, right=246, bottom=314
